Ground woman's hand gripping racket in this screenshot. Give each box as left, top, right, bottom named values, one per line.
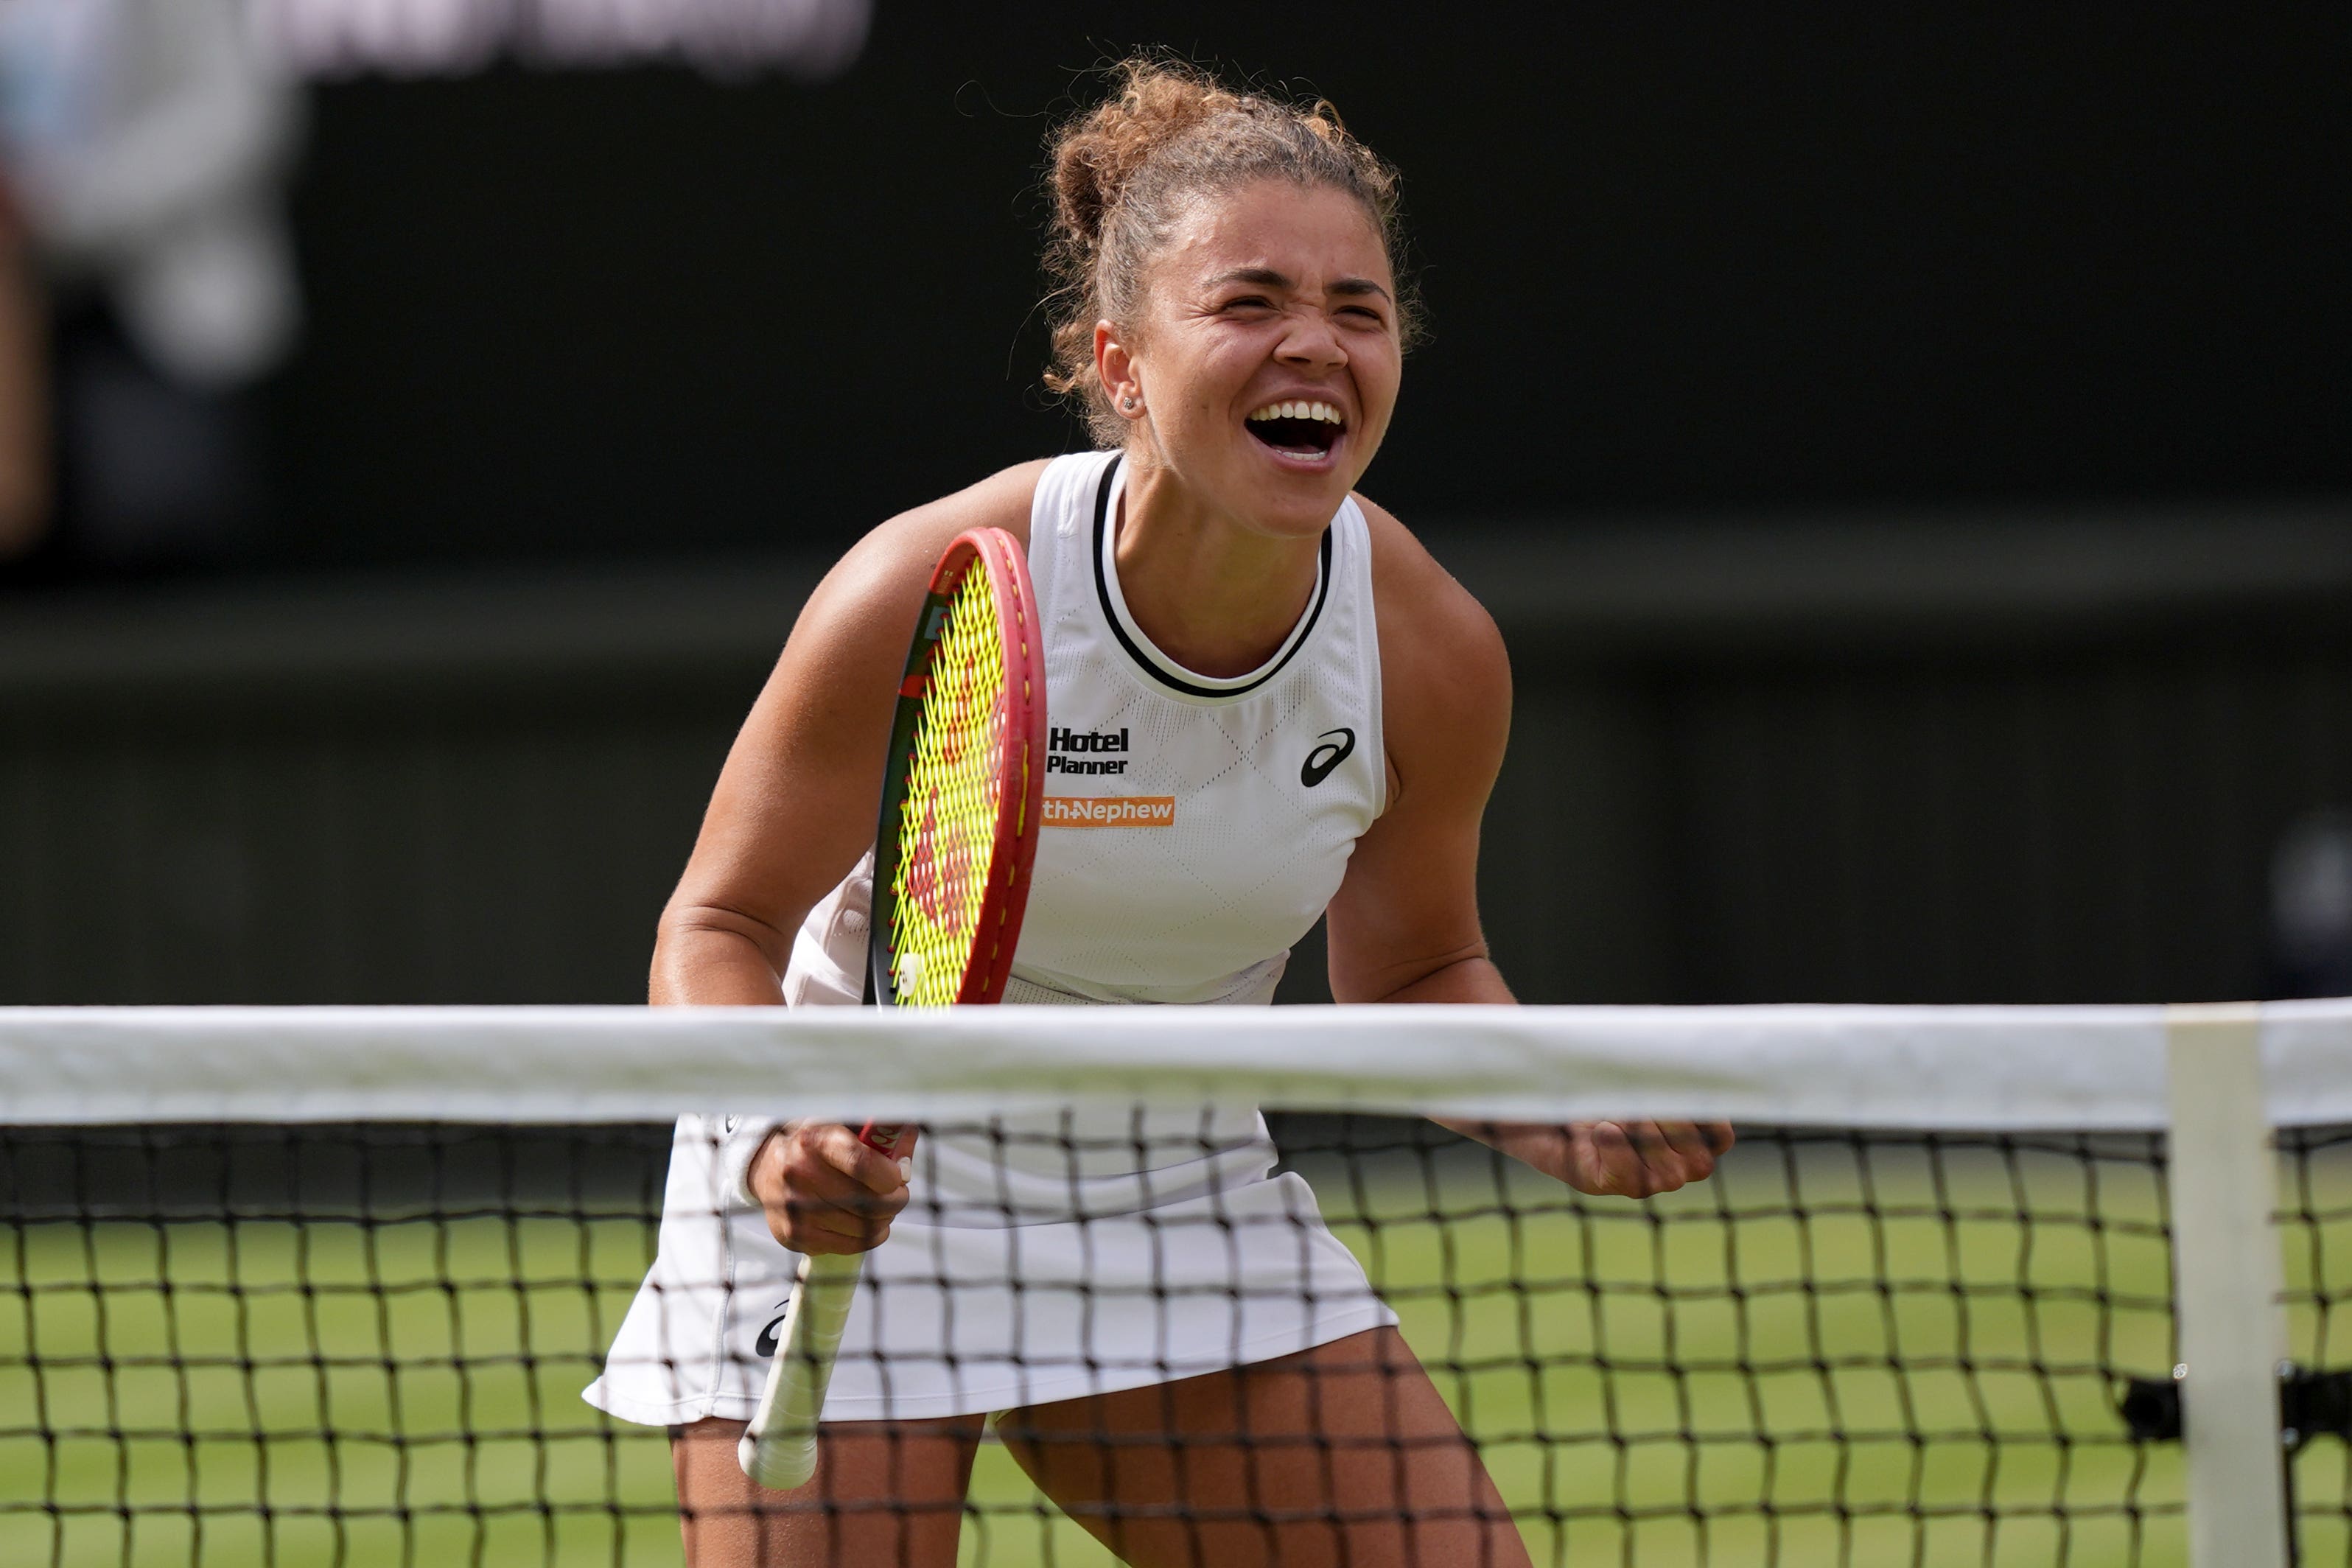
left=738, top=527, right=1046, bottom=1491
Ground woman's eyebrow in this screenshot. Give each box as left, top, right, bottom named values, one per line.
left=1208, top=267, right=1394, bottom=304
left=1209, top=267, right=1292, bottom=291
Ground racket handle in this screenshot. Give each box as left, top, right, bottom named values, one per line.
left=855, top=1121, right=907, bottom=1156
left=738, top=1252, right=865, bottom=1490
left=735, top=1121, right=907, bottom=1491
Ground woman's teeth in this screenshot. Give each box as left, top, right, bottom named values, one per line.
left=1247, top=400, right=1345, bottom=427
left=1244, top=399, right=1345, bottom=461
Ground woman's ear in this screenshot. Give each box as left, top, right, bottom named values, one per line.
left=1094, top=320, right=1145, bottom=420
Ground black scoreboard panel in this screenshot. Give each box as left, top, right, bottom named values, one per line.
left=267, top=1, right=2351, bottom=569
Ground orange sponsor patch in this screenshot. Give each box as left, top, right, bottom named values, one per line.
left=1043, top=796, right=1177, bottom=829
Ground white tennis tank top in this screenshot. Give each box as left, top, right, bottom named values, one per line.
left=776, top=450, right=1387, bottom=1226
left=786, top=448, right=1386, bottom=1012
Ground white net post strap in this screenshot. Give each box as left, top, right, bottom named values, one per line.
left=2165, top=1002, right=2291, bottom=1568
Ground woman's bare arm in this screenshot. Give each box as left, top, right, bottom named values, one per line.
left=1327, top=500, right=1732, bottom=1197
left=668, top=462, right=1044, bottom=1258
left=1323, top=505, right=1513, bottom=1009
left=650, top=461, right=1046, bottom=1006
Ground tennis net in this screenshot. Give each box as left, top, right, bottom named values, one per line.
left=4, top=1003, right=2350, bottom=1567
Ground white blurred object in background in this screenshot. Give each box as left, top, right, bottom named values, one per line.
left=2272, top=811, right=2352, bottom=999
left=0, top=0, right=301, bottom=388
left=261, top=0, right=872, bottom=80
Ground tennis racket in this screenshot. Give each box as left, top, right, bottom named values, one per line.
left=738, top=525, right=1047, bottom=1491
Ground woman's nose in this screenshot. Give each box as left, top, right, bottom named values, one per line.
left=1277, top=315, right=1347, bottom=368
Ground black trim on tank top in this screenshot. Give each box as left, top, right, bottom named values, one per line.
left=1091, top=455, right=1334, bottom=702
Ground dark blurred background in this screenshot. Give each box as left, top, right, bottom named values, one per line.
left=1, top=0, right=2347, bottom=1007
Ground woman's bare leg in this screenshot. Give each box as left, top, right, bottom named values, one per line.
left=995, top=1327, right=1530, bottom=1568
left=671, top=1415, right=984, bottom=1568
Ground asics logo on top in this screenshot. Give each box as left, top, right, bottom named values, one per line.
left=755, top=1304, right=790, bottom=1359
left=1301, top=728, right=1356, bottom=788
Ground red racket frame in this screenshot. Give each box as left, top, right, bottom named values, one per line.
left=866, top=525, right=1047, bottom=1009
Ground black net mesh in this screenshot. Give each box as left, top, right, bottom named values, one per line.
left=1, top=1115, right=2338, bottom=1565
left=2278, top=1122, right=2352, bottom=1564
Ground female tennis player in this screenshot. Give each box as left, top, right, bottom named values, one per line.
left=585, top=60, right=1732, bottom=1567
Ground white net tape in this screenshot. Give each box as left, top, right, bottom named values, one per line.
left=4, top=999, right=2351, bottom=1129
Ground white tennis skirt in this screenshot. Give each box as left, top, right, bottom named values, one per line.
left=581, top=1113, right=1396, bottom=1427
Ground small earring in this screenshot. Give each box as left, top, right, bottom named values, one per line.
left=1121, top=396, right=1140, bottom=413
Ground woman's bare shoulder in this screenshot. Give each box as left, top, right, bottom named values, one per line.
left=1353, top=493, right=1511, bottom=811
left=1355, top=494, right=1508, bottom=696
left=798, top=459, right=1053, bottom=630
left=912, top=457, right=1055, bottom=546
left=839, top=458, right=1052, bottom=576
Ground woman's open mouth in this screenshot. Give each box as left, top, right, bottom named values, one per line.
left=1245, top=399, right=1345, bottom=462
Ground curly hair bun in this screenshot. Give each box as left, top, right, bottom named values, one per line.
left=1050, top=66, right=1233, bottom=262
left=1041, top=58, right=1416, bottom=445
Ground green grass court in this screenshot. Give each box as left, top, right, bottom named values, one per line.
left=8, top=1136, right=2351, bottom=1566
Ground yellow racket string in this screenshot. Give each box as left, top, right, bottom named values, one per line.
left=887, top=567, right=1007, bottom=1007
